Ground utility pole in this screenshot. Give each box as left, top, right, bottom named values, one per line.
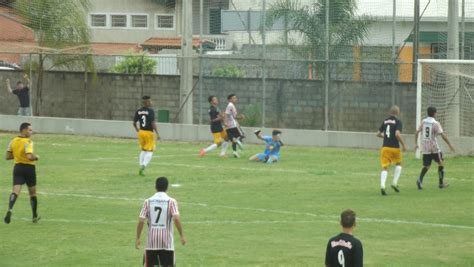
left=179, top=0, right=194, bottom=124
left=412, top=0, right=420, bottom=82
left=447, top=0, right=460, bottom=137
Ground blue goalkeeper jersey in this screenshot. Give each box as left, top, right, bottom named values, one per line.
left=262, top=136, right=281, bottom=157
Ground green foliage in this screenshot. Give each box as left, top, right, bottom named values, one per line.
left=240, top=104, right=262, bottom=127
left=111, top=54, right=157, bottom=74
left=266, top=0, right=372, bottom=60
left=212, top=65, right=245, bottom=78
left=15, top=0, right=91, bottom=48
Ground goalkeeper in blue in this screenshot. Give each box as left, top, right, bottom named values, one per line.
left=249, top=129, right=283, bottom=164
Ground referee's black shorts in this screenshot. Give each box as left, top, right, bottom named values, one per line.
left=13, top=163, right=37, bottom=187
left=226, top=127, right=242, bottom=141
left=144, top=250, right=175, bottom=267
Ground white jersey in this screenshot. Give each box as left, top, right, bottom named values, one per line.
left=225, top=102, right=239, bottom=129
left=418, top=117, right=443, bottom=154
left=139, top=192, right=179, bottom=250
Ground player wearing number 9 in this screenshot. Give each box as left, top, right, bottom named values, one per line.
left=133, top=96, right=160, bottom=176
left=414, top=106, right=455, bottom=190
left=136, top=177, right=186, bottom=267
left=325, top=209, right=363, bottom=267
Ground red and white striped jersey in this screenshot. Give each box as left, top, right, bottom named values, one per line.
left=139, top=192, right=179, bottom=250
left=418, top=117, right=443, bottom=154
left=225, top=102, right=239, bottom=128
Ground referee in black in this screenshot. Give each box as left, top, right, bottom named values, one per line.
left=325, top=209, right=363, bottom=267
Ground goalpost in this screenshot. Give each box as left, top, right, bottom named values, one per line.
left=416, top=59, right=474, bottom=157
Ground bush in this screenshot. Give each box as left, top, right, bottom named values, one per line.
left=111, top=53, right=156, bottom=74
left=240, top=104, right=262, bottom=127
left=212, top=65, right=245, bottom=78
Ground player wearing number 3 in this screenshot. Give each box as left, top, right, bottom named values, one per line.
left=136, top=177, right=186, bottom=267
left=415, top=107, right=455, bottom=189
left=376, top=105, right=407, bottom=196
left=133, top=96, right=160, bottom=176
left=325, top=209, right=363, bottom=267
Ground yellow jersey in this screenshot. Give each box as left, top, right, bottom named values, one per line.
left=7, top=136, right=35, bottom=165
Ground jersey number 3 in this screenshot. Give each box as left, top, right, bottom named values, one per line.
left=141, top=115, right=147, bottom=127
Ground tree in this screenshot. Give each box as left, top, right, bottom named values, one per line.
left=14, top=0, right=92, bottom=115
left=266, top=0, right=371, bottom=79
left=112, top=53, right=157, bottom=75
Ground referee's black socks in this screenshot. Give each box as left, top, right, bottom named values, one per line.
left=8, top=193, right=18, bottom=211
left=30, top=196, right=38, bottom=218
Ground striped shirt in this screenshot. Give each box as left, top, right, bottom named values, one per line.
left=418, top=117, right=443, bottom=154
left=139, top=192, right=179, bottom=250
left=225, top=102, right=239, bottom=129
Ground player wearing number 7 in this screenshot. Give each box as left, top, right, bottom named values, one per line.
left=325, top=209, right=363, bottom=267
left=136, top=177, right=186, bottom=267
left=376, top=105, right=407, bottom=196
left=133, top=96, right=160, bottom=176
left=415, top=106, right=455, bottom=190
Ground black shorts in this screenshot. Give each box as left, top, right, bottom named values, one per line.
left=143, top=250, right=175, bottom=267
left=226, top=127, right=242, bottom=141
left=423, top=152, right=443, bottom=166
left=13, top=164, right=36, bottom=187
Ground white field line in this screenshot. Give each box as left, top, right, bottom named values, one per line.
left=77, top=156, right=473, bottom=181
left=33, top=191, right=474, bottom=230
left=14, top=217, right=326, bottom=225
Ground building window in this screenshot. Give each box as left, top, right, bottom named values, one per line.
left=111, top=15, right=127, bottom=28
left=156, top=14, right=174, bottom=29
left=131, top=15, right=148, bottom=28
left=90, top=14, right=106, bottom=27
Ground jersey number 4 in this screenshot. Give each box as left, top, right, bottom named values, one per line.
left=385, top=125, right=391, bottom=138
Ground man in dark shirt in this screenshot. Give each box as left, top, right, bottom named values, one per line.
left=199, top=96, right=229, bottom=157
left=376, top=105, right=407, bottom=196
left=6, top=74, right=31, bottom=116
left=325, top=209, right=363, bottom=267
left=133, top=96, right=159, bottom=176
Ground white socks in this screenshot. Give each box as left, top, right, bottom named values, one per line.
left=139, top=151, right=154, bottom=167
left=393, top=165, right=402, bottom=186
left=220, top=141, right=229, bottom=156
left=380, top=170, right=388, bottom=189
left=205, top=143, right=218, bottom=153
left=139, top=151, right=146, bottom=166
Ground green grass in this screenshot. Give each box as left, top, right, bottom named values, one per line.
left=0, top=133, right=473, bottom=266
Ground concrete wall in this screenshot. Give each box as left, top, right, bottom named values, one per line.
left=1, top=115, right=472, bottom=155
left=0, top=70, right=417, bottom=132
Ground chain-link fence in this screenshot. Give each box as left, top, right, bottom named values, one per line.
left=0, top=0, right=472, bottom=135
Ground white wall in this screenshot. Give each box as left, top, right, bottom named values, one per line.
left=1, top=115, right=472, bottom=155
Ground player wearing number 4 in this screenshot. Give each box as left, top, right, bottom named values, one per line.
left=136, top=177, right=186, bottom=267
left=415, top=107, right=455, bottom=190
left=376, top=105, right=408, bottom=196
left=325, top=209, right=363, bottom=267
left=133, top=96, right=160, bottom=176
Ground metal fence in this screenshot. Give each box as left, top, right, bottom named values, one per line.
left=0, top=0, right=472, bottom=135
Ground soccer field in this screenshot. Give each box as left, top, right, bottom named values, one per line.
left=0, top=133, right=472, bottom=266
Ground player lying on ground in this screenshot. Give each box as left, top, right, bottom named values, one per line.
left=249, top=129, right=283, bottom=164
